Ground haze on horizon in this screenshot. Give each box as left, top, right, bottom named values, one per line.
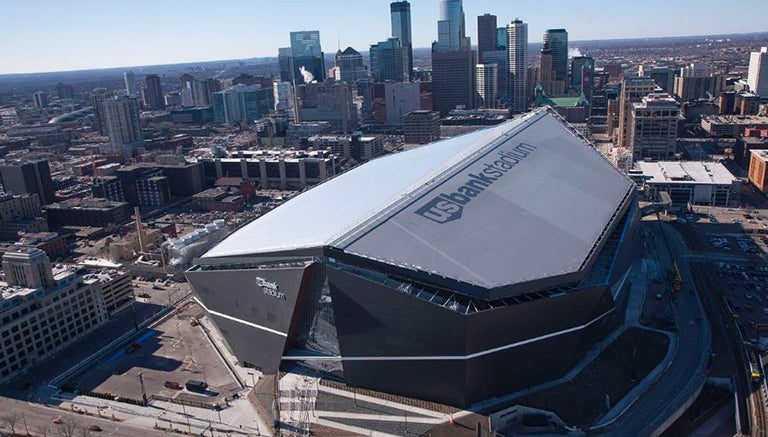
left=1, top=0, right=765, bottom=75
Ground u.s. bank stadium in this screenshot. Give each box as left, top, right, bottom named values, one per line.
left=185, top=108, right=642, bottom=408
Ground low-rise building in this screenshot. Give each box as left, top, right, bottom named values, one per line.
left=749, top=150, right=768, bottom=193
left=198, top=149, right=336, bottom=190
left=43, top=198, right=130, bottom=228
left=86, top=270, right=133, bottom=315
left=307, top=134, right=385, bottom=161
left=192, top=188, right=245, bottom=212
left=403, top=110, right=441, bottom=144
left=701, top=115, right=768, bottom=137
left=631, top=161, right=739, bottom=206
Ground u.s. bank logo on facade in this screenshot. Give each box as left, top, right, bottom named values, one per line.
left=414, top=142, right=537, bottom=224
left=256, top=277, right=286, bottom=300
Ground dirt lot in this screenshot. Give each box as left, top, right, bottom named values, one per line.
left=72, top=301, right=240, bottom=406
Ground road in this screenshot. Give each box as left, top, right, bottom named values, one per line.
left=0, top=396, right=168, bottom=437
left=604, top=220, right=712, bottom=436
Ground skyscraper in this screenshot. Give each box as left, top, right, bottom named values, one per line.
left=543, top=29, right=568, bottom=82
left=370, top=38, right=407, bottom=82
left=390, top=1, right=413, bottom=80
left=537, top=43, right=565, bottom=97
left=476, top=63, right=498, bottom=107
left=102, top=96, right=143, bottom=147
left=507, top=19, right=528, bottom=113
left=435, top=0, right=468, bottom=53
left=289, top=30, right=326, bottom=84
left=0, top=160, right=55, bottom=205
left=477, top=14, right=497, bottom=63
left=124, top=71, right=136, bottom=96
left=431, top=0, right=475, bottom=114
left=335, top=47, right=367, bottom=83
left=142, top=74, right=164, bottom=110
left=33, top=91, right=49, bottom=109
left=617, top=76, right=657, bottom=149
left=748, top=47, right=768, bottom=98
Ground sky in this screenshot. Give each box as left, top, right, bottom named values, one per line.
left=0, top=0, right=765, bottom=74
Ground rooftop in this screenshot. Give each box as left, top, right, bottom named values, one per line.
left=203, top=109, right=634, bottom=294
left=634, top=161, right=737, bottom=185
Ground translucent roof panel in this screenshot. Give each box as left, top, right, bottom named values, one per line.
left=203, top=114, right=532, bottom=258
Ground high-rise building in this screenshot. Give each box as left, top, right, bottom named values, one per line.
left=296, top=82, right=359, bottom=132
left=142, top=74, right=164, bottom=110
left=630, top=93, right=680, bottom=161
left=432, top=50, right=476, bottom=114
left=543, top=29, right=568, bottom=82
left=33, top=91, right=48, bottom=109
left=124, top=71, right=136, bottom=96
left=180, top=73, right=194, bottom=90
left=90, top=88, right=114, bottom=136
left=435, top=0, right=469, bottom=53
left=211, top=85, right=274, bottom=125
left=538, top=43, right=565, bottom=97
left=289, top=30, right=326, bottom=84
left=385, top=82, right=421, bottom=125
left=617, top=76, right=657, bottom=149
left=56, top=83, right=75, bottom=100
left=477, top=14, right=497, bottom=63
left=476, top=64, right=498, bottom=108
left=639, top=65, right=674, bottom=94
left=274, top=81, right=296, bottom=119
left=370, top=38, right=407, bottom=82
left=390, top=1, right=413, bottom=80
left=431, top=0, right=474, bottom=114
left=0, top=160, right=55, bottom=205
left=102, top=96, right=143, bottom=147
left=748, top=47, right=768, bottom=98
left=278, top=47, right=294, bottom=83
left=507, top=19, right=528, bottom=113
left=335, top=47, right=367, bottom=83
left=571, top=56, right=594, bottom=96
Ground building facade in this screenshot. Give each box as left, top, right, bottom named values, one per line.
left=748, top=47, right=768, bottom=99
left=403, top=110, right=441, bottom=144
left=476, top=63, right=498, bottom=108
left=630, top=93, right=680, bottom=161
left=390, top=1, right=413, bottom=80
left=507, top=19, right=528, bottom=113
left=0, top=248, right=108, bottom=384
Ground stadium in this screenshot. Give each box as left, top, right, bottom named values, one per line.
left=185, top=108, right=641, bottom=408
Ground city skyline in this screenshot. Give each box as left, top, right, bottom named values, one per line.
left=1, top=0, right=766, bottom=75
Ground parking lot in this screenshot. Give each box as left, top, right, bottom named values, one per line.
left=71, top=300, right=240, bottom=407
left=714, top=262, right=768, bottom=336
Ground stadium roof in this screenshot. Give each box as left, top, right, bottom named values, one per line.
left=204, top=109, right=634, bottom=293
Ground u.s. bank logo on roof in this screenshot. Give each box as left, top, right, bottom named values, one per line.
left=415, top=142, right=537, bottom=224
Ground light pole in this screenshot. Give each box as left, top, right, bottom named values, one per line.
left=181, top=402, right=191, bottom=434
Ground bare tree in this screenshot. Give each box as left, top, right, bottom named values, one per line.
left=56, top=420, right=79, bottom=437
left=75, top=424, right=93, bottom=437
left=0, top=412, right=20, bottom=435
left=35, top=422, right=51, bottom=437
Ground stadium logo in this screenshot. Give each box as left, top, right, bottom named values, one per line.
left=415, top=142, right=537, bottom=224
left=256, top=277, right=286, bottom=300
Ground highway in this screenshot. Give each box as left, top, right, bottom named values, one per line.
left=604, top=221, right=712, bottom=436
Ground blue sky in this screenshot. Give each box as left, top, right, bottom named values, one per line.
left=0, top=0, right=765, bottom=74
